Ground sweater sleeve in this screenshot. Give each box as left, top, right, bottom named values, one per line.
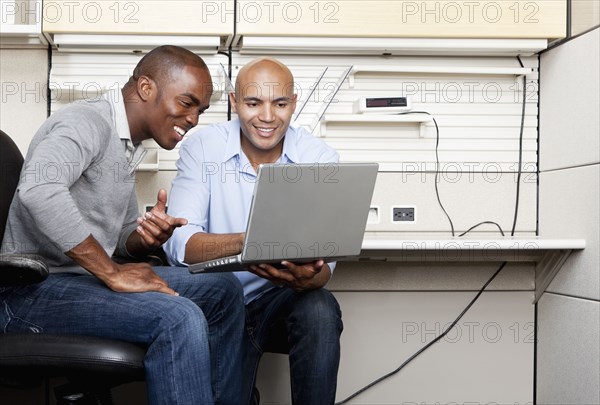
left=114, top=188, right=141, bottom=258
left=17, top=106, right=111, bottom=253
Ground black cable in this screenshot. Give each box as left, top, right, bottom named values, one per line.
left=217, top=50, right=233, bottom=121
left=335, top=59, right=528, bottom=403
left=47, top=43, right=52, bottom=118
left=458, top=221, right=506, bottom=237
left=511, top=56, right=527, bottom=237
left=335, top=261, right=508, bottom=404
left=217, top=0, right=235, bottom=121
left=396, top=111, right=455, bottom=236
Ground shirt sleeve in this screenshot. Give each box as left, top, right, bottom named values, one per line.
left=163, top=136, right=211, bottom=265
left=17, top=107, right=110, bottom=253
left=114, top=189, right=141, bottom=258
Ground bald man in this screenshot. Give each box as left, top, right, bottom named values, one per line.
left=1, top=45, right=244, bottom=405
left=165, top=57, right=343, bottom=405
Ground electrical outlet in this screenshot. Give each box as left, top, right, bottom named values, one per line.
left=393, top=207, right=415, bottom=222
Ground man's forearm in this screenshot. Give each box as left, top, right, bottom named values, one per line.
left=67, top=233, right=177, bottom=295
left=184, top=232, right=244, bottom=264
left=125, top=231, right=153, bottom=258
left=66, top=234, right=118, bottom=282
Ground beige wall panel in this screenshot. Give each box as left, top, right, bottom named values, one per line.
left=134, top=171, right=178, bottom=214
left=257, top=291, right=535, bottom=403
left=135, top=170, right=537, bottom=235
left=366, top=171, right=537, bottom=235
left=539, top=165, right=600, bottom=301
left=539, top=28, right=600, bottom=171
left=43, top=1, right=234, bottom=35
left=238, top=0, right=566, bottom=39
left=330, top=261, right=534, bottom=291
left=0, top=48, right=48, bottom=155
left=537, top=293, right=600, bottom=404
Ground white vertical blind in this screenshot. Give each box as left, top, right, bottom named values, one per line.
left=51, top=53, right=538, bottom=172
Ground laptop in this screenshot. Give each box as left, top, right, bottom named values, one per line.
left=188, top=162, right=378, bottom=274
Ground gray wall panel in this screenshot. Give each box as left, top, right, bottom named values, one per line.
left=537, top=293, right=600, bottom=405
left=539, top=28, right=600, bottom=171
left=0, top=49, right=48, bottom=155
left=539, top=165, right=600, bottom=300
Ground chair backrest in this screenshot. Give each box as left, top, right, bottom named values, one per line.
left=0, top=130, right=24, bottom=246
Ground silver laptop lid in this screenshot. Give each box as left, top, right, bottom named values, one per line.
left=241, top=162, right=378, bottom=263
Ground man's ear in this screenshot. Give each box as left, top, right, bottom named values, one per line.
left=137, top=75, right=155, bottom=102
left=229, top=92, right=238, bottom=113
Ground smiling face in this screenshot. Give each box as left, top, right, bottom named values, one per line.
left=231, top=59, right=297, bottom=164
left=142, top=64, right=213, bottom=150
left=149, top=65, right=213, bottom=150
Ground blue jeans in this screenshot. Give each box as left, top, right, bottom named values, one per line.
left=0, top=267, right=245, bottom=405
left=242, top=286, right=343, bottom=405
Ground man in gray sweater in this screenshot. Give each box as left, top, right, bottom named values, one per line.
left=0, top=46, right=244, bottom=405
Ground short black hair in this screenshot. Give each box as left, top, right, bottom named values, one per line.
left=124, top=45, right=209, bottom=92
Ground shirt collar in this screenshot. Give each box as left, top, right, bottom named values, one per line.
left=103, top=89, right=146, bottom=173
left=223, top=120, right=242, bottom=163
left=103, top=89, right=132, bottom=143
left=223, top=119, right=301, bottom=165
left=281, top=123, right=301, bottom=163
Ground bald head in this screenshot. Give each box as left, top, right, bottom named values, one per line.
left=235, top=57, right=294, bottom=97
left=124, top=45, right=210, bottom=94
left=230, top=57, right=298, bottom=165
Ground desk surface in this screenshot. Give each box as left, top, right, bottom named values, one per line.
left=358, top=235, right=585, bottom=303
left=361, top=236, right=586, bottom=251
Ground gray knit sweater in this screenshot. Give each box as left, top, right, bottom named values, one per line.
left=1, top=91, right=143, bottom=269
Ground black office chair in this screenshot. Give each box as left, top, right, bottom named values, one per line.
left=0, top=129, right=146, bottom=404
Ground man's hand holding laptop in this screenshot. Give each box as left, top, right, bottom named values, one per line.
left=249, top=259, right=331, bottom=292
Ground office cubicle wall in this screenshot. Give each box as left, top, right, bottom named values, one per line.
left=0, top=48, right=48, bottom=153
left=538, top=27, right=600, bottom=404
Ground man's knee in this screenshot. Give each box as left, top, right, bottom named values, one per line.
left=211, top=273, right=244, bottom=299
left=156, top=297, right=209, bottom=337
left=296, top=289, right=342, bottom=329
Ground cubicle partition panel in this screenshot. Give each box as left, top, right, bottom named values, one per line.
left=538, top=27, right=600, bottom=404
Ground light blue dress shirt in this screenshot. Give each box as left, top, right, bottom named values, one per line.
left=164, top=119, right=339, bottom=304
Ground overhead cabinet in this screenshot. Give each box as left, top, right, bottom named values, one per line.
left=39, top=1, right=566, bottom=54
left=235, top=0, right=567, bottom=55
left=42, top=0, right=234, bottom=52
left=236, top=0, right=566, bottom=38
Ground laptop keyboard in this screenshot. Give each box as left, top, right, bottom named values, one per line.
left=204, top=256, right=239, bottom=268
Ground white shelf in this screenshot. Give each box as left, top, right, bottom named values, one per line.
left=51, top=34, right=221, bottom=54
left=238, top=37, right=549, bottom=57
left=321, top=114, right=433, bottom=137
left=349, top=65, right=535, bottom=87
left=357, top=236, right=586, bottom=303
left=136, top=148, right=159, bottom=172
left=361, top=237, right=585, bottom=251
